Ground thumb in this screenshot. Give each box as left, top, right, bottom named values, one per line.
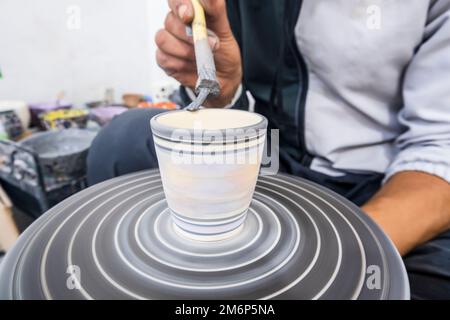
left=169, top=0, right=232, bottom=38
left=168, top=0, right=194, bottom=24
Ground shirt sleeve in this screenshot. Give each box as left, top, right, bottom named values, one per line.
left=384, top=0, right=450, bottom=184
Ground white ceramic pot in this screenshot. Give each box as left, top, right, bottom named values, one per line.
left=151, top=109, right=267, bottom=241
left=0, top=100, right=31, bottom=129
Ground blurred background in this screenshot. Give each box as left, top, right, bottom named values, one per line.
left=0, top=0, right=178, bottom=255
left=0, top=0, right=174, bottom=104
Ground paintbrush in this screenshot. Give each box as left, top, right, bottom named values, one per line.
left=185, top=0, right=220, bottom=111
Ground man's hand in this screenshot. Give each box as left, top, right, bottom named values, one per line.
left=362, top=171, right=450, bottom=256
left=156, top=0, right=242, bottom=107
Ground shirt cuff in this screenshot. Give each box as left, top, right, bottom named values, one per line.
left=383, top=146, right=450, bottom=184
left=185, top=84, right=243, bottom=109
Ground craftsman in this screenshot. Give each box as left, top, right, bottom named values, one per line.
left=87, top=0, right=450, bottom=299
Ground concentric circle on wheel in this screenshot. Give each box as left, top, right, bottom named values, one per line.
left=0, top=170, right=409, bottom=300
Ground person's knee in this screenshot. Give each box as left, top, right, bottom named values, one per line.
left=404, top=230, right=450, bottom=299
left=87, top=108, right=166, bottom=185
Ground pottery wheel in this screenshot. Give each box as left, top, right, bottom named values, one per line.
left=0, top=170, right=409, bottom=299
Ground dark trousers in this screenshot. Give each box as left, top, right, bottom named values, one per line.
left=87, top=108, right=450, bottom=300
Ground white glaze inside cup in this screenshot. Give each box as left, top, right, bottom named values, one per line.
left=155, top=108, right=263, bottom=130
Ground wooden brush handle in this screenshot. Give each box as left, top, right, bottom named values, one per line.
left=191, top=0, right=220, bottom=96
left=191, top=0, right=208, bottom=43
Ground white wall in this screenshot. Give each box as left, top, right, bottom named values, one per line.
left=0, top=0, right=175, bottom=105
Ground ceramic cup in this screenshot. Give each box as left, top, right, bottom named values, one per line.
left=151, top=109, right=268, bottom=241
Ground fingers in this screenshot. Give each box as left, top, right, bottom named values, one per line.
left=168, top=0, right=194, bottom=24
left=156, top=14, right=220, bottom=62
left=164, top=11, right=192, bottom=44
left=167, top=0, right=231, bottom=38
left=167, top=0, right=227, bottom=24
left=156, top=49, right=196, bottom=78
left=155, top=28, right=195, bottom=61
left=164, top=12, right=220, bottom=48
left=155, top=10, right=222, bottom=84
left=156, top=49, right=197, bottom=88
left=161, top=0, right=234, bottom=92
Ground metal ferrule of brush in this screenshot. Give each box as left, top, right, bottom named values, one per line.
left=194, top=39, right=220, bottom=97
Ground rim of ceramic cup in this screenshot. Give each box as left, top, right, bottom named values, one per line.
left=150, top=109, right=268, bottom=143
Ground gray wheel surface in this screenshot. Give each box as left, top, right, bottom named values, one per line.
left=0, top=170, right=409, bottom=299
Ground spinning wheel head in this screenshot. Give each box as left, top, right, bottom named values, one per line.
left=0, top=171, right=409, bottom=300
